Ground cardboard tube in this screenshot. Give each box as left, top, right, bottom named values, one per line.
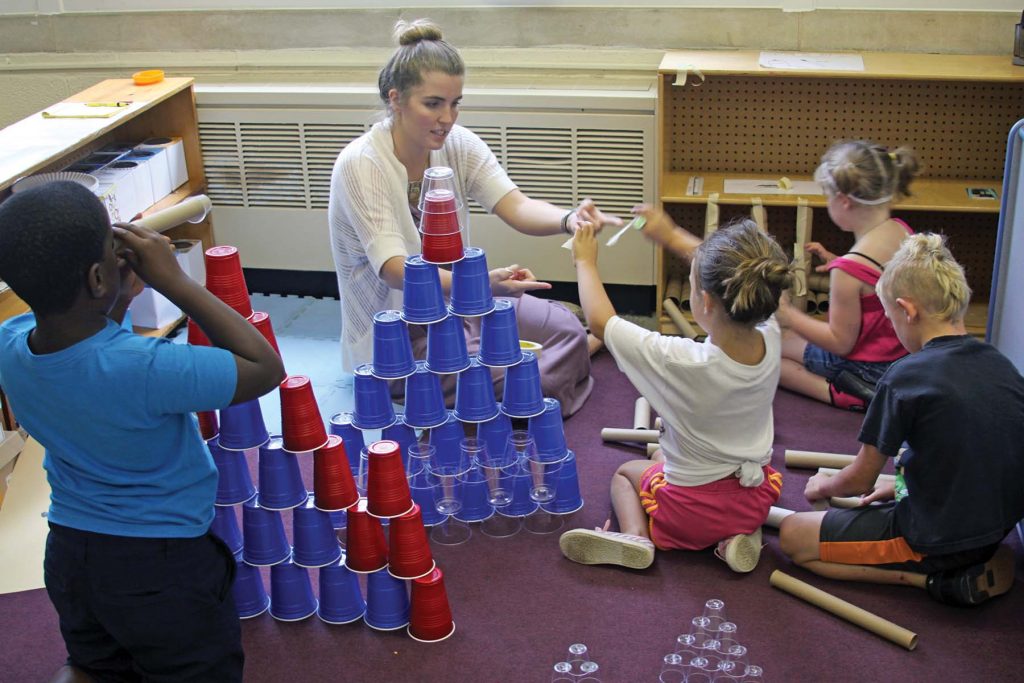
left=818, top=467, right=896, bottom=483
left=815, top=291, right=830, bottom=314
left=704, top=193, right=720, bottom=236
left=663, top=298, right=699, bottom=339
left=764, top=505, right=795, bottom=529
left=785, top=450, right=856, bottom=469
left=646, top=443, right=660, bottom=457
left=653, top=417, right=663, bottom=430
left=811, top=498, right=830, bottom=511
left=600, top=428, right=660, bottom=444
left=807, top=272, right=830, bottom=293
left=829, top=496, right=865, bottom=509
left=665, top=272, right=684, bottom=305
left=751, top=198, right=767, bottom=233
left=633, top=397, right=651, bottom=430
left=134, top=194, right=212, bottom=234
left=769, top=570, right=919, bottom=651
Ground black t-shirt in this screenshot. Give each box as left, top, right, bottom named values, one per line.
left=859, top=335, right=1024, bottom=554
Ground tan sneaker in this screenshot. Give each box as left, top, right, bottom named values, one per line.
left=559, top=528, right=655, bottom=569
left=715, top=528, right=763, bottom=574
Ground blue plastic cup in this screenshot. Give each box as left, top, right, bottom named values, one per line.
left=403, top=361, right=448, bottom=429
left=454, top=356, right=500, bottom=423
left=329, top=411, right=365, bottom=470
left=453, top=464, right=494, bottom=523
left=318, top=558, right=366, bottom=624
left=527, top=398, right=568, bottom=462
left=269, top=559, right=318, bottom=622
left=501, top=351, right=545, bottom=418
left=210, top=504, right=243, bottom=555
left=218, top=398, right=270, bottom=451
left=541, top=450, right=583, bottom=515
left=210, top=436, right=256, bottom=506
left=292, top=494, right=343, bottom=568
left=241, top=498, right=291, bottom=567
left=478, top=299, right=524, bottom=368
left=256, top=436, right=308, bottom=511
left=427, top=412, right=466, bottom=471
left=382, top=415, right=418, bottom=470
left=401, top=255, right=448, bottom=324
left=329, top=509, right=347, bottom=531
left=498, top=458, right=540, bottom=517
left=231, top=554, right=271, bottom=619
left=478, top=410, right=513, bottom=466
left=352, top=363, right=397, bottom=430
left=449, top=247, right=495, bottom=317
left=371, top=310, right=417, bottom=380
left=364, top=568, right=410, bottom=631
left=425, top=314, right=470, bottom=374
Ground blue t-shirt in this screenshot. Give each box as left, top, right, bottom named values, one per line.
left=0, top=313, right=237, bottom=538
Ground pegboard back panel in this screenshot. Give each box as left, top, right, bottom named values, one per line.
left=664, top=74, right=1024, bottom=179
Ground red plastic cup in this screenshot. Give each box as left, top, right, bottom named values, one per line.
left=197, top=410, right=219, bottom=441
left=387, top=503, right=436, bottom=580
left=187, top=318, right=211, bottom=347
left=313, top=435, right=359, bottom=512
left=249, top=311, right=281, bottom=356
left=365, top=440, right=414, bottom=519
left=419, top=209, right=461, bottom=236
left=204, top=245, right=253, bottom=318
left=279, top=375, right=329, bottom=453
left=421, top=231, right=464, bottom=265
left=344, top=498, right=388, bottom=573
left=408, top=566, right=455, bottom=643
left=421, top=188, right=458, bottom=214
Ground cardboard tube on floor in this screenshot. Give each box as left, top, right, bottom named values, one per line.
left=830, top=496, right=865, bottom=509
left=634, top=397, right=651, bottom=430
left=646, top=443, right=660, bottom=457
left=769, top=571, right=919, bottom=651
left=600, top=428, right=660, bottom=444
left=785, top=450, right=856, bottom=469
left=764, top=505, right=795, bottom=529
left=818, top=467, right=896, bottom=483
left=663, top=298, right=699, bottom=339
left=654, top=417, right=663, bottom=430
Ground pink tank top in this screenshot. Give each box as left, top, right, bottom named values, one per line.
left=824, top=219, right=912, bottom=363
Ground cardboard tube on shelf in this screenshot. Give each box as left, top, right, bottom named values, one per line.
left=600, top=428, right=660, bottom=444
left=815, top=291, right=830, bottom=314
left=646, top=443, right=660, bottom=457
left=769, top=570, right=919, bottom=651
left=665, top=272, right=684, bottom=305
left=807, top=272, right=830, bottom=293
left=764, top=506, right=795, bottom=529
left=704, top=193, right=720, bottom=236
left=663, top=298, right=699, bottom=339
left=785, top=450, right=856, bottom=469
left=134, top=194, right=212, bottom=234
left=633, top=397, right=651, bottom=430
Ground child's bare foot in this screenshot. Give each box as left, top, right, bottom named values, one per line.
left=587, top=333, right=604, bottom=356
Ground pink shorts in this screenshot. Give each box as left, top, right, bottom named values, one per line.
left=639, top=463, right=782, bottom=551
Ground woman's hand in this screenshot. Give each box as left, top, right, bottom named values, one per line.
left=634, top=204, right=678, bottom=247
left=490, top=264, right=552, bottom=298
left=571, top=223, right=599, bottom=267
left=572, top=198, right=623, bottom=234
left=805, top=241, right=838, bottom=272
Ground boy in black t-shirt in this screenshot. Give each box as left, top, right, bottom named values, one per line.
left=779, top=233, right=1024, bottom=606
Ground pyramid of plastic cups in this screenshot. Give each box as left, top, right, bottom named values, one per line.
left=499, top=460, right=540, bottom=517
left=454, top=356, right=500, bottom=423
left=279, top=375, right=329, bottom=453
left=407, top=445, right=447, bottom=527
left=403, top=361, right=448, bottom=429
left=197, top=410, right=219, bottom=440
left=454, top=464, right=494, bottom=523
left=501, top=351, right=545, bottom=418
left=382, top=415, right=418, bottom=470
left=428, top=412, right=466, bottom=470
left=478, top=410, right=513, bottom=465
left=241, top=498, right=291, bottom=567
left=470, top=435, right=515, bottom=507
left=204, top=245, right=253, bottom=318
left=210, top=504, right=243, bottom=554
left=292, top=494, right=343, bottom=568
left=387, top=503, right=436, bottom=580
left=218, top=398, right=270, bottom=451
left=528, top=397, right=568, bottom=462
left=210, top=436, right=256, bottom=506
left=364, top=568, right=410, bottom=631
left=478, top=299, right=524, bottom=368
left=329, top=412, right=365, bottom=470
left=371, top=310, right=416, bottom=380
left=313, top=434, right=360, bottom=512
left=187, top=317, right=211, bottom=347
left=352, top=364, right=398, bottom=430
left=318, top=558, right=366, bottom=625
left=449, top=247, right=495, bottom=317
left=344, top=498, right=388, bottom=573
left=540, top=450, right=583, bottom=515
left=417, top=167, right=461, bottom=211
left=256, top=435, right=307, bottom=511
left=401, top=255, right=448, bottom=324
left=421, top=231, right=465, bottom=265
left=425, top=314, right=470, bottom=374
left=365, top=440, right=414, bottom=519
left=269, top=559, right=318, bottom=622
left=232, top=554, right=271, bottom=619
left=408, top=566, right=455, bottom=643
left=249, top=311, right=281, bottom=356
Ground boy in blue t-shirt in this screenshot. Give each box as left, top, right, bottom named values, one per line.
left=0, top=182, right=285, bottom=681
left=779, top=233, right=1024, bottom=607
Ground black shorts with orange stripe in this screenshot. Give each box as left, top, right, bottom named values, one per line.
left=819, top=503, right=998, bottom=574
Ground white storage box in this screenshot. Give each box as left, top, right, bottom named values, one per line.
left=128, top=286, right=182, bottom=329
left=173, top=239, right=206, bottom=286
left=135, top=137, right=188, bottom=197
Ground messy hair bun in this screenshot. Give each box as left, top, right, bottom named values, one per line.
left=378, top=18, right=464, bottom=111
left=394, top=18, right=444, bottom=45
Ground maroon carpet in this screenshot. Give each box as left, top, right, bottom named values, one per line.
left=1, top=352, right=1021, bottom=682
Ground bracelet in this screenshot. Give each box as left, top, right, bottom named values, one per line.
left=560, top=210, right=576, bottom=235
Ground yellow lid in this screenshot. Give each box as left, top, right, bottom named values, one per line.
left=132, top=69, right=165, bottom=86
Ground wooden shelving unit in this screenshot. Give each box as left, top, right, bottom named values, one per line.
left=655, top=50, right=1024, bottom=335
left=0, top=77, right=213, bottom=335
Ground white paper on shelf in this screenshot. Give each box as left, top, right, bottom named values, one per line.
left=759, top=51, right=865, bottom=72
left=723, top=179, right=824, bottom=195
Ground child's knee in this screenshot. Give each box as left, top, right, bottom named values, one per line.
left=778, top=514, right=816, bottom=563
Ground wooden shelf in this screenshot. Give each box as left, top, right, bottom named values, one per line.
left=0, top=289, right=29, bottom=323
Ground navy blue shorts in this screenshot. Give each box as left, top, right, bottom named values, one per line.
left=44, top=523, right=243, bottom=682
left=803, top=343, right=892, bottom=385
